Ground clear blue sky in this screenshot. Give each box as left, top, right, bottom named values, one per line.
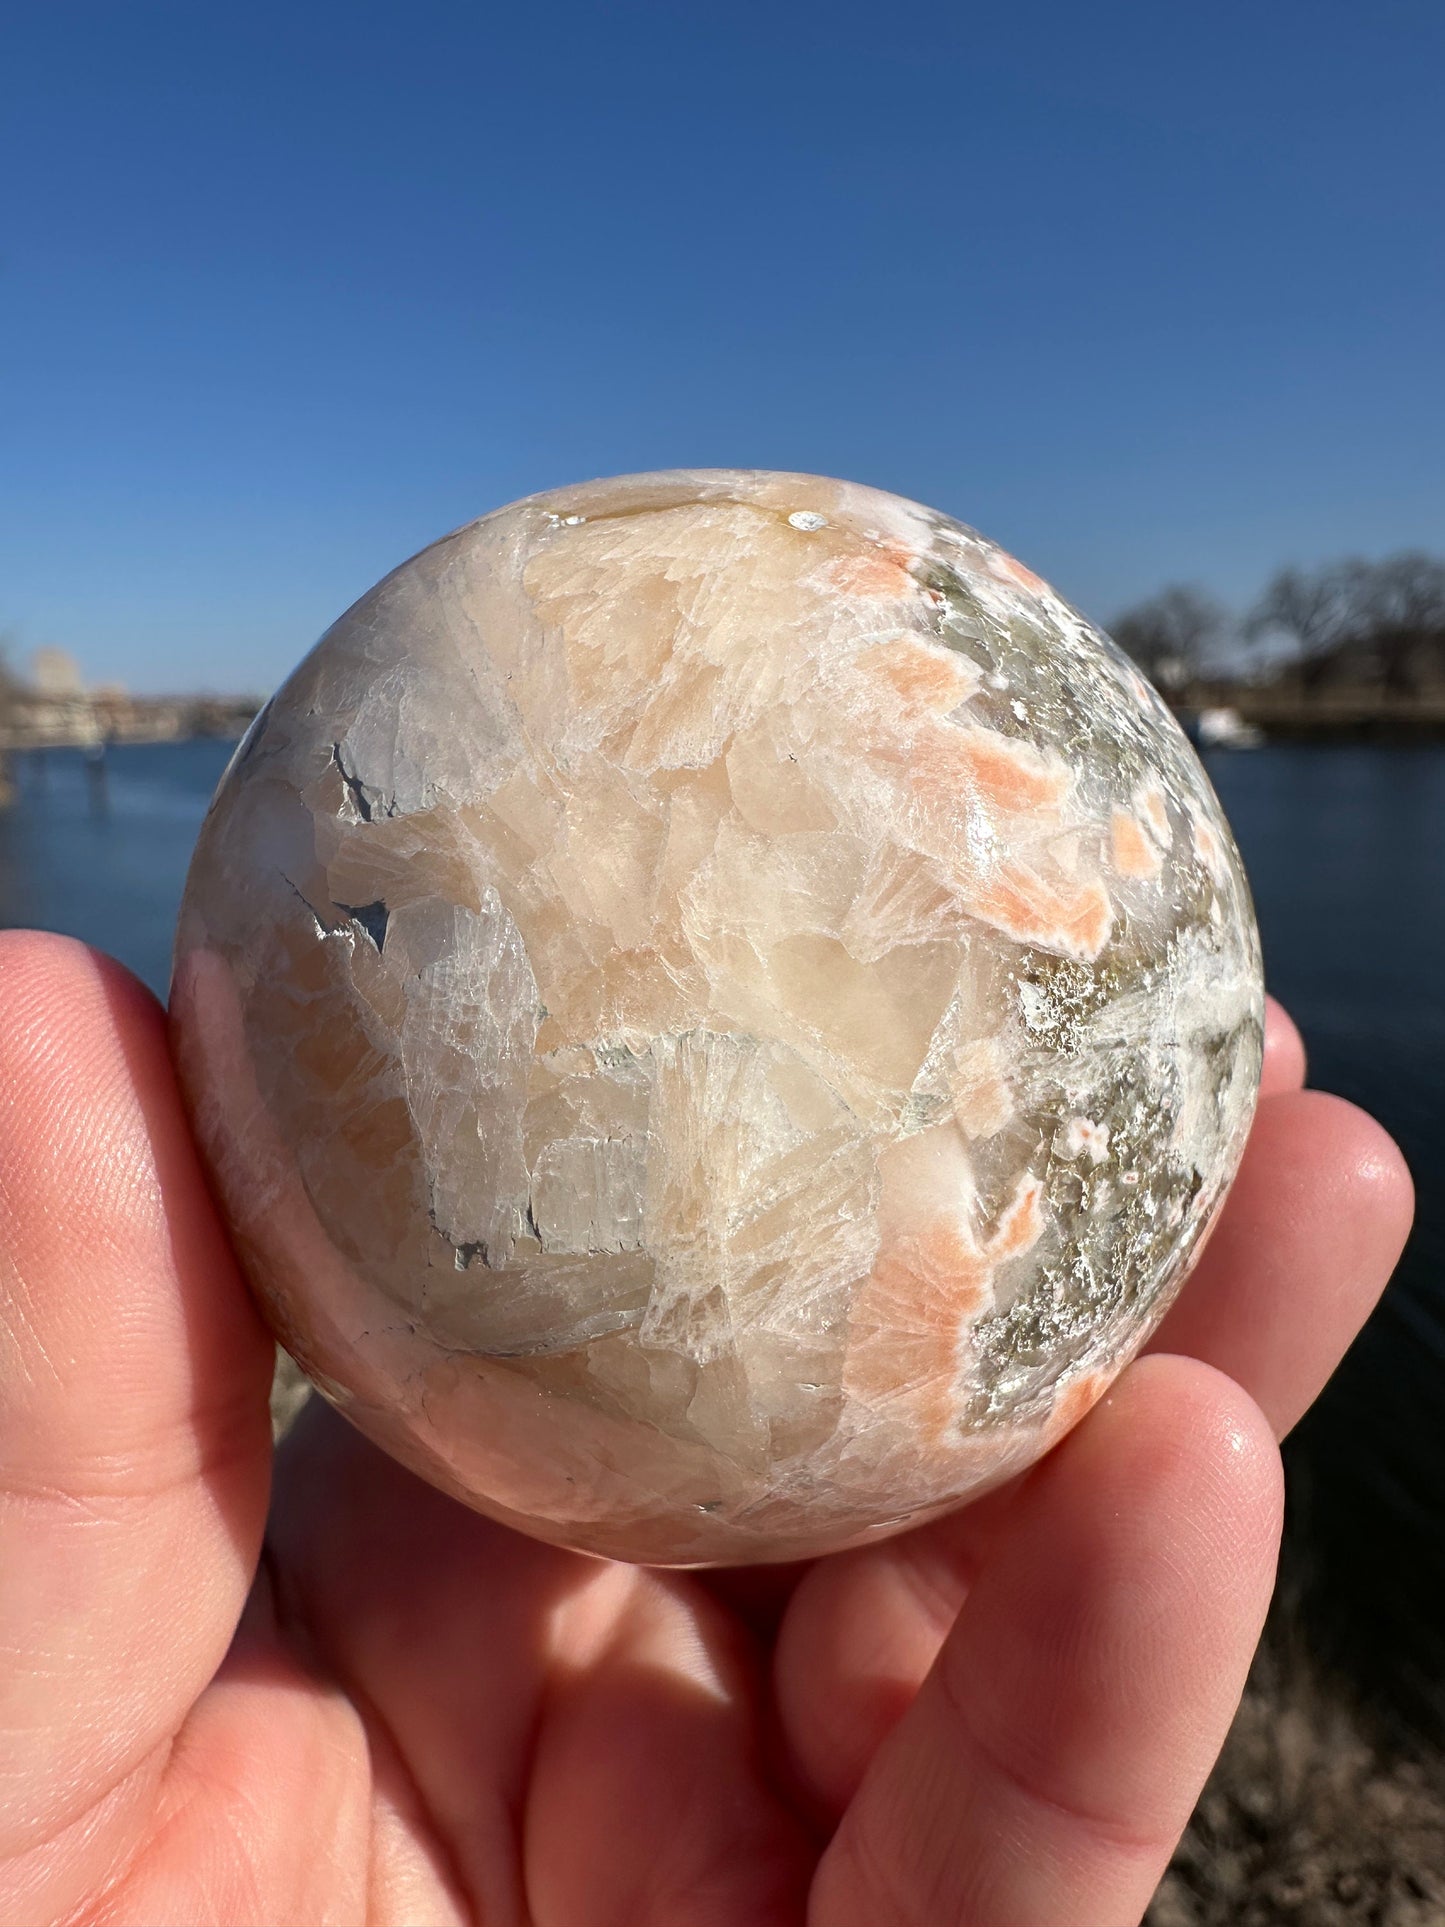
left=3, top=0, right=1442, bottom=692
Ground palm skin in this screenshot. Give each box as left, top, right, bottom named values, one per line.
left=0, top=934, right=1413, bottom=1927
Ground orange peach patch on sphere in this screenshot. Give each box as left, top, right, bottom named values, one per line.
left=1111, top=809, right=1164, bottom=879
left=821, top=540, right=919, bottom=600
left=844, top=1173, right=1046, bottom=1444
left=858, top=634, right=980, bottom=716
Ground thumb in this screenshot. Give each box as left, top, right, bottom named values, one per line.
left=0, top=935, right=274, bottom=1918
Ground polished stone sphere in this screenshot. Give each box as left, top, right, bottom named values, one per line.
left=171, top=470, right=1263, bottom=1565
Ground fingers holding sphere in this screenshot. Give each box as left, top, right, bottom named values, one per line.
left=773, top=999, right=1388, bottom=1824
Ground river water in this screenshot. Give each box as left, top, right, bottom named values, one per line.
left=0, top=739, right=236, bottom=995
left=0, top=737, right=1441, bottom=1732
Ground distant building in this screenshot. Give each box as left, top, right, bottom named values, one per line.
left=29, top=648, right=85, bottom=696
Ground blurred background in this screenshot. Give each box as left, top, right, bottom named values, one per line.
left=2, top=4, right=1441, bottom=1917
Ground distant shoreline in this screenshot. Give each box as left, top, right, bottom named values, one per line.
left=1174, top=687, right=1445, bottom=744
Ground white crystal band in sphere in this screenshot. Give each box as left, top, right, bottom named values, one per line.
left=171, top=470, right=1263, bottom=1565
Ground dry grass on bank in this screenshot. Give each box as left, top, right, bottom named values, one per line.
left=1151, top=1645, right=1445, bottom=1925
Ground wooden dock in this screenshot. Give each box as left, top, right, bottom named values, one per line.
left=0, top=690, right=260, bottom=754
left=0, top=691, right=261, bottom=809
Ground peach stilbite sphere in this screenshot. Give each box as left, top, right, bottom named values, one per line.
left=171, top=470, right=1263, bottom=1566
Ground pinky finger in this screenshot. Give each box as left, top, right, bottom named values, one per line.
left=808, top=1355, right=1282, bottom=1927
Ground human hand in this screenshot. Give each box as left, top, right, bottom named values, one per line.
left=0, top=934, right=1412, bottom=1926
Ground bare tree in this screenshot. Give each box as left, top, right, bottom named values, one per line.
left=1245, top=563, right=1368, bottom=693
left=1110, top=585, right=1227, bottom=691
left=1248, top=555, right=1445, bottom=697
left=1351, top=551, right=1445, bottom=696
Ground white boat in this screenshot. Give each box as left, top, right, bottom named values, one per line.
left=1196, top=705, right=1265, bottom=749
